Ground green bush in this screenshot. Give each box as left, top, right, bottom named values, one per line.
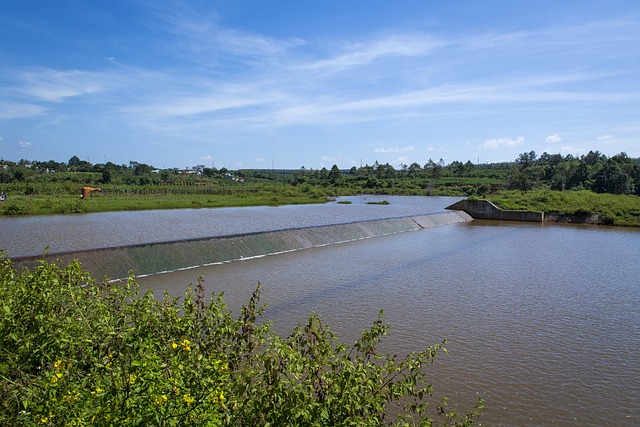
left=0, top=255, right=483, bottom=426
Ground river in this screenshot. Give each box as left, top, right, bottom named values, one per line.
left=3, top=196, right=639, bottom=425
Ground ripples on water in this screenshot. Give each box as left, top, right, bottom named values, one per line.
left=139, top=221, right=640, bottom=427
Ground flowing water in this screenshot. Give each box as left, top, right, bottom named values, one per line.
left=2, top=196, right=639, bottom=425
left=0, top=195, right=459, bottom=257
left=137, top=220, right=640, bottom=426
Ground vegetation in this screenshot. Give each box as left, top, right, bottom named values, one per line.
left=487, top=190, right=640, bottom=226
left=0, top=255, right=483, bottom=426
left=1, top=150, right=639, bottom=225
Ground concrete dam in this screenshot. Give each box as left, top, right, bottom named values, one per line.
left=12, top=211, right=472, bottom=281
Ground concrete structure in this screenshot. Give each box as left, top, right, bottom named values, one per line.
left=446, top=199, right=544, bottom=222
left=12, top=211, right=473, bottom=281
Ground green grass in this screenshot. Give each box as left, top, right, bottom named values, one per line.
left=488, top=189, right=640, bottom=226
left=0, top=192, right=328, bottom=216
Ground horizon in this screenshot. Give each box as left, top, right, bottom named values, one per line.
left=3, top=147, right=634, bottom=172
left=1, top=1, right=639, bottom=169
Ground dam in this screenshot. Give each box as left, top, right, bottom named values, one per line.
left=4, top=196, right=639, bottom=425
left=12, top=210, right=472, bottom=280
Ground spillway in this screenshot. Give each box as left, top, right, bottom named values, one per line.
left=12, top=211, right=472, bottom=281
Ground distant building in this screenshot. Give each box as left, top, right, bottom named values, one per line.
left=179, top=165, right=204, bottom=175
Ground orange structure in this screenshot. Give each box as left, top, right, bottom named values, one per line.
left=81, top=186, right=102, bottom=199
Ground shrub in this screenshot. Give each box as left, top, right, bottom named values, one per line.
left=0, top=255, right=483, bottom=426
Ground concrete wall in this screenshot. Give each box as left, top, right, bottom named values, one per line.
left=12, top=211, right=473, bottom=281
left=446, top=199, right=544, bottom=222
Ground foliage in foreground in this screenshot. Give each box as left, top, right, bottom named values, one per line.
left=0, top=255, right=483, bottom=426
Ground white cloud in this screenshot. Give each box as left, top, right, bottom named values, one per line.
left=546, top=134, right=562, bottom=143
left=201, top=155, right=213, bottom=161
left=0, top=102, right=47, bottom=120
left=596, top=134, right=614, bottom=140
left=320, top=155, right=340, bottom=162
left=560, top=146, right=585, bottom=156
left=374, top=145, right=415, bottom=154
left=483, top=136, right=525, bottom=149
left=392, top=156, right=410, bottom=166
left=18, top=141, right=32, bottom=148
left=21, top=69, right=111, bottom=102
left=302, top=33, right=441, bottom=73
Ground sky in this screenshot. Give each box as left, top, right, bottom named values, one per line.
left=1, top=1, right=639, bottom=170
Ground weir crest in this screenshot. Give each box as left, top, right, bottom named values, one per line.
left=12, top=211, right=472, bottom=281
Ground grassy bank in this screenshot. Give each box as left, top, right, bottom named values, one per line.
left=487, top=190, right=640, bottom=226
left=2, top=181, right=640, bottom=227
left=0, top=188, right=329, bottom=216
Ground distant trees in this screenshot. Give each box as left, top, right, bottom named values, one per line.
left=1, top=150, right=638, bottom=196
left=509, top=150, right=638, bottom=195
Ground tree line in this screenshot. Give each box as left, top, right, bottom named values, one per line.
left=1, top=150, right=639, bottom=196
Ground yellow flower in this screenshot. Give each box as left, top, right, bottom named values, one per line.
left=183, top=394, right=195, bottom=405
left=128, top=374, right=137, bottom=384
left=40, top=416, right=49, bottom=423
left=53, top=360, right=63, bottom=370
left=181, top=339, right=191, bottom=351
left=172, top=342, right=178, bottom=349
left=154, top=394, right=168, bottom=406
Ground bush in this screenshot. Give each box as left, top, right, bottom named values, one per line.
left=0, top=255, right=483, bottom=426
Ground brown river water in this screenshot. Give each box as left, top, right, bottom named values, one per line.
left=2, top=196, right=639, bottom=425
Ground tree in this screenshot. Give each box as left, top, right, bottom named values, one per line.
left=202, top=167, right=219, bottom=178
left=407, top=162, right=422, bottom=178
left=583, top=150, right=605, bottom=166
left=516, top=151, right=537, bottom=169
left=328, top=164, right=342, bottom=183
left=319, top=167, right=329, bottom=180
left=68, top=155, right=81, bottom=168
left=592, top=159, right=635, bottom=194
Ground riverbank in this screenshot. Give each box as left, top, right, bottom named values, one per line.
left=0, top=191, right=328, bottom=216
left=486, top=189, right=640, bottom=226
left=2, top=186, right=639, bottom=227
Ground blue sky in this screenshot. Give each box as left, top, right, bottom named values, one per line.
left=1, top=1, right=639, bottom=169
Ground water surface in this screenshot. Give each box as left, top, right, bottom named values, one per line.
left=1, top=195, right=459, bottom=257
left=138, top=221, right=640, bottom=426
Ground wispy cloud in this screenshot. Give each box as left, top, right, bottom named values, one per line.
left=301, top=33, right=442, bottom=73
left=2, top=2, right=639, bottom=166
left=0, top=102, right=46, bottom=120
left=20, top=69, right=113, bottom=102
left=374, top=145, right=415, bottom=154
left=483, top=137, right=525, bottom=149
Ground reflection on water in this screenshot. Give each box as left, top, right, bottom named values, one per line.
left=139, top=221, right=640, bottom=427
